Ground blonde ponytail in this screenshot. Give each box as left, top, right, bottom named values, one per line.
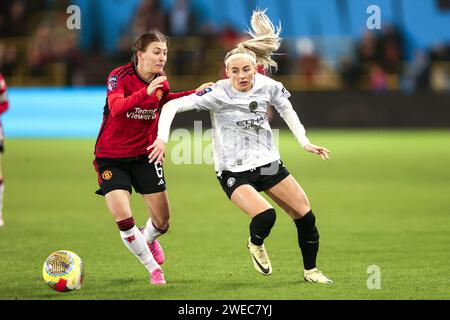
left=224, top=9, right=282, bottom=71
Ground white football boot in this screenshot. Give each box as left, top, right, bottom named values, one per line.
left=247, top=238, right=272, bottom=276
left=304, top=268, right=333, bottom=284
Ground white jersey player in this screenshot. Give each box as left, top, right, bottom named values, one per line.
left=149, top=9, right=333, bottom=284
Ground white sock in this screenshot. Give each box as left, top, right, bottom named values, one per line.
left=143, top=219, right=163, bottom=243
left=120, top=226, right=160, bottom=273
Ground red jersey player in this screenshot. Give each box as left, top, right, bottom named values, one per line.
left=0, top=73, right=8, bottom=227
left=93, top=30, right=213, bottom=285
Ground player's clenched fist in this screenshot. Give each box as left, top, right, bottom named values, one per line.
left=147, top=76, right=167, bottom=96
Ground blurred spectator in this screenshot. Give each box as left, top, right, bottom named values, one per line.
left=0, top=42, right=20, bottom=78
left=25, top=13, right=82, bottom=83
left=27, top=21, right=53, bottom=76
left=339, top=31, right=381, bottom=90
left=274, top=42, right=292, bottom=76
left=349, top=26, right=405, bottom=91
left=218, top=28, right=246, bottom=78
left=429, top=44, right=449, bottom=91
left=338, top=56, right=361, bottom=89
left=378, top=24, right=404, bottom=74
left=369, top=64, right=388, bottom=92
left=138, top=0, right=166, bottom=32
left=50, top=14, right=83, bottom=85
left=166, top=0, right=197, bottom=36
left=172, top=46, right=190, bottom=75
left=194, top=22, right=219, bottom=76
left=27, top=0, right=50, bottom=12
left=400, top=49, right=431, bottom=93
left=218, top=24, right=240, bottom=50
left=117, top=0, right=166, bottom=62
left=1, top=0, right=28, bottom=37
left=431, top=66, right=450, bottom=92
left=296, top=38, right=320, bottom=86
left=413, top=50, right=432, bottom=91
left=430, top=43, right=450, bottom=62
left=356, top=31, right=380, bottom=66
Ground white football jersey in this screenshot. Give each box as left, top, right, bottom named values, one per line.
left=162, top=73, right=309, bottom=172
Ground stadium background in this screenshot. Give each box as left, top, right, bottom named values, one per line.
left=0, top=0, right=449, bottom=300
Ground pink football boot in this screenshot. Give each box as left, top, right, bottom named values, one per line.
left=150, top=268, right=166, bottom=285
left=140, top=227, right=165, bottom=265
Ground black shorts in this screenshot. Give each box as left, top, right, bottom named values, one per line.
left=217, top=160, right=290, bottom=199
left=93, top=155, right=166, bottom=196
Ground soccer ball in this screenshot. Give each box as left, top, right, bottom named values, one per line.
left=42, top=250, right=84, bottom=292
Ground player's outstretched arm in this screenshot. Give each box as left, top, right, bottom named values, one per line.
left=147, top=96, right=197, bottom=162
left=303, top=143, right=330, bottom=160
left=273, top=95, right=330, bottom=160
left=195, top=82, right=215, bottom=92
left=163, top=82, right=214, bottom=102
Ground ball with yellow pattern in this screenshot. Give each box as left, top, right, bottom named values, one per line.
left=42, top=250, right=84, bottom=292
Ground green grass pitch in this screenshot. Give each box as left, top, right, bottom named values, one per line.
left=0, top=130, right=449, bottom=300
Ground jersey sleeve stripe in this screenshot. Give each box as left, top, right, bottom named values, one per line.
left=125, top=71, right=137, bottom=77
left=114, top=65, right=133, bottom=78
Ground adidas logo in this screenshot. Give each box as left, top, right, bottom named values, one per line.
left=158, top=179, right=165, bottom=186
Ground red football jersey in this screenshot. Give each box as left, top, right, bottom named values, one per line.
left=95, top=63, right=194, bottom=158
left=0, top=73, right=8, bottom=115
